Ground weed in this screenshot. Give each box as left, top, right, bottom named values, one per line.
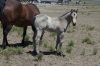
left=3, top=49, right=11, bottom=60
left=68, top=40, right=74, bottom=46
left=36, top=53, right=44, bottom=61
left=43, top=40, right=48, bottom=48
left=93, top=48, right=97, bottom=55
left=86, top=25, right=95, bottom=31
left=25, top=35, right=30, bottom=41
left=66, top=46, right=72, bottom=53
left=67, top=29, right=75, bottom=33
left=49, top=32, right=56, bottom=37
left=17, top=28, right=23, bottom=36
left=0, top=47, right=23, bottom=60
left=49, top=44, right=55, bottom=52
left=82, top=37, right=94, bottom=45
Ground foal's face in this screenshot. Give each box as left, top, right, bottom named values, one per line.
left=71, top=11, right=77, bottom=26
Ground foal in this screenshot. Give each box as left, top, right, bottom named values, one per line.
left=31, top=9, right=78, bottom=55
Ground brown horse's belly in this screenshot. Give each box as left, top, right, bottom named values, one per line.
left=14, top=19, right=30, bottom=27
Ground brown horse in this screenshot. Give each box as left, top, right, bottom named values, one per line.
left=0, top=0, right=40, bottom=48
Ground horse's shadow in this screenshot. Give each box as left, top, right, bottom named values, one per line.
left=0, top=41, right=32, bottom=48
left=27, top=51, right=56, bottom=56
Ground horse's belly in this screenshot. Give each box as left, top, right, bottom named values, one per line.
left=14, top=19, right=30, bottom=27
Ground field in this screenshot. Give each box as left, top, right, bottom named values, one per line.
left=0, top=3, right=100, bottom=66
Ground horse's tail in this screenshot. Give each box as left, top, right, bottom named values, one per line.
left=30, top=16, right=36, bottom=27
left=30, top=16, right=37, bottom=32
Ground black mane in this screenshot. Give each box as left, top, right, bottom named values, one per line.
left=0, top=0, right=6, bottom=12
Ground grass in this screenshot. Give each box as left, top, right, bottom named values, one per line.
left=0, top=47, right=23, bottom=60
left=93, top=48, right=97, bottom=55
left=66, top=46, right=72, bottom=53
left=36, top=53, right=44, bottom=61
left=10, top=27, right=23, bottom=36
left=17, top=29, right=23, bottom=36
left=67, top=27, right=75, bottom=33
left=66, top=40, right=74, bottom=53
left=81, top=24, right=95, bottom=31
left=43, top=40, right=48, bottom=48
left=49, top=44, right=55, bottom=52
left=82, top=36, right=94, bottom=45
left=86, top=25, right=95, bottom=31
left=49, top=32, right=56, bottom=37
left=25, top=35, right=30, bottom=41
left=68, top=40, right=74, bottom=46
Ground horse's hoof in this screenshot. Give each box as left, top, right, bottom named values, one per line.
left=33, top=51, right=38, bottom=55
left=56, top=52, right=65, bottom=57
left=2, top=45, right=6, bottom=49
left=21, top=42, right=25, bottom=47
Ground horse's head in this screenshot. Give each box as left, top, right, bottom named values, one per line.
left=70, top=9, right=78, bottom=26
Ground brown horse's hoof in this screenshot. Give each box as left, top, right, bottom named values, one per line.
left=2, top=45, right=6, bottom=49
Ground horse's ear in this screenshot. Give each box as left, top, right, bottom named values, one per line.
left=71, top=9, right=73, bottom=12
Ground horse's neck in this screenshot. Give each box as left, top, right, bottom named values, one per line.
left=59, top=12, right=71, bottom=32
left=60, top=12, right=71, bottom=25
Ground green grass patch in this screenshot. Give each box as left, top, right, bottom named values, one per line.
left=49, top=44, right=55, bottom=52
left=82, top=37, right=94, bottom=45
left=43, top=40, right=48, bottom=48
left=36, top=53, right=44, bottom=61
left=0, top=47, right=23, bottom=60
left=66, top=46, right=72, bottom=53
left=49, top=32, right=56, bottom=37
left=25, top=35, right=30, bottom=41
left=68, top=40, right=74, bottom=46
left=93, top=48, right=97, bottom=55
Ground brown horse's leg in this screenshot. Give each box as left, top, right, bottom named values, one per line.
left=22, top=27, right=27, bottom=46
left=2, top=25, right=12, bottom=48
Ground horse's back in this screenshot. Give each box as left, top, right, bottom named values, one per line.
left=21, top=3, right=40, bottom=20
left=3, top=0, right=22, bottom=21
left=35, top=14, right=61, bottom=31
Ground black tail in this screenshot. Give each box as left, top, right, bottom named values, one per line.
left=30, top=16, right=36, bottom=26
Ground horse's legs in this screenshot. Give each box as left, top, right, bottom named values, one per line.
left=55, top=32, right=64, bottom=55
left=2, top=25, right=12, bottom=48
left=55, top=34, right=60, bottom=52
left=34, top=29, right=43, bottom=54
left=22, top=27, right=27, bottom=46
left=59, top=32, right=64, bottom=52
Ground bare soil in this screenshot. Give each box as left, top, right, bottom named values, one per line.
left=0, top=4, right=100, bottom=66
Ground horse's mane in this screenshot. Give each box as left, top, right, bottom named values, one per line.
left=60, top=11, right=71, bottom=17
left=0, top=0, right=6, bottom=12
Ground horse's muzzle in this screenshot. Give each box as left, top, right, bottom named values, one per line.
left=73, top=23, right=76, bottom=26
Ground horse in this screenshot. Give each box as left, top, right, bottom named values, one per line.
left=31, top=9, right=78, bottom=55
left=0, top=0, right=40, bottom=48
left=76, top=1, right=81, bottom=6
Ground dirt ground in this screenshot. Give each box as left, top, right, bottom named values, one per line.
left=0, top=4, right=100, bottom=66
